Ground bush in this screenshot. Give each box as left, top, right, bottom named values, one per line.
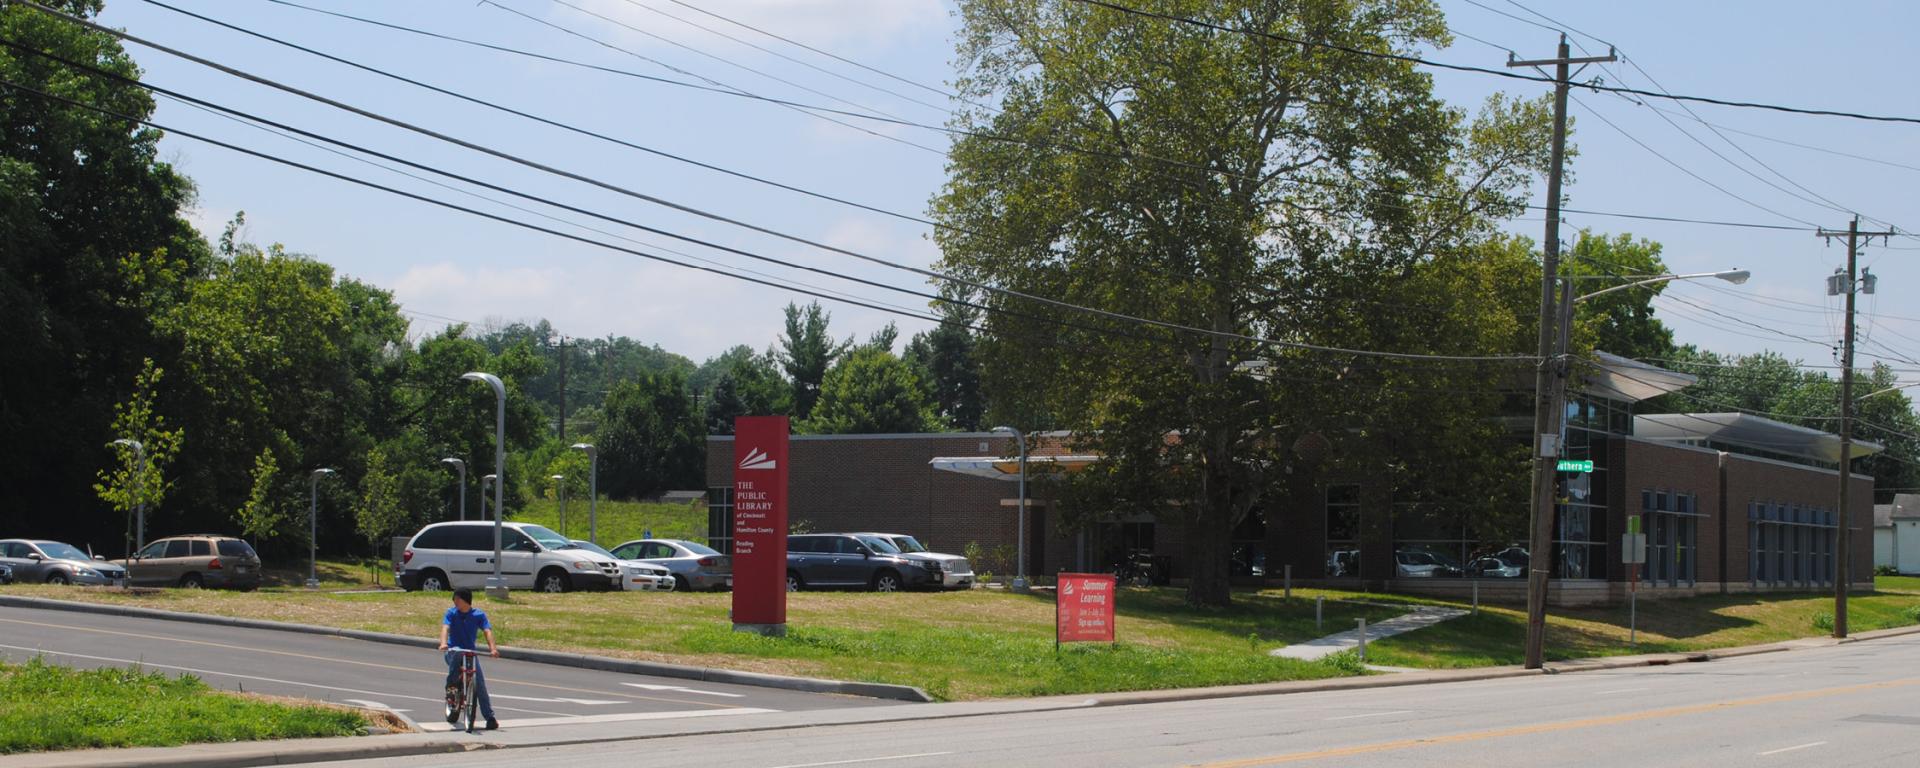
left=1319, top=650, right=1367, bottom=676
left=1904, top=605, right=1920, bottom=625
left=1875, top=564, right=1899, bottom=577
left=1812, top=612, right=1835, bottom=631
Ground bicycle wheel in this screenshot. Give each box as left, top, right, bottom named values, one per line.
left=444, top=677, right=463, bottom=725
left=464, top=663, right=479, bottom=733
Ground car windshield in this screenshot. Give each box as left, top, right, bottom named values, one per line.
left=675, top=541, right=720, bottom=556
left=519, top=525, right=573, bottom=550
left=889, top=536, right=928, bottom=553
left=857, top=536, right=901, bottom=554
left=34, top=541, right=89, bottom=560
left=570, top=540, right=617, bottom=559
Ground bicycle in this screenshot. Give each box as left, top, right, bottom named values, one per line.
left=443, top=647, right=483, bottom=732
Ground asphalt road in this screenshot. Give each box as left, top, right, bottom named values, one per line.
left=304, top=633, right=1920, bottom=767
left=0, top=605, right=893, bottom=731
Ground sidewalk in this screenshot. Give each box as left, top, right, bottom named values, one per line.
left=1270, top=605, right=1469, bottom=661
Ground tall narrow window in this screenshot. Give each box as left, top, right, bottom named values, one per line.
left=1325, top=485, right=1362, bottom=579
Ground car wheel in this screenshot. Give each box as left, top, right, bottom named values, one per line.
left=419, top=570, right=450, bottom=592
left=673, top=575, right=691, bottom=593
left=872, top=571, right=901, bottom=593
left=537, top=568, right=571, bottom=593
left=786, top=571, right=802, bottom=592
left=45, top=572, right=71, bottom=585
left=179, top=573, right=203, bottom=589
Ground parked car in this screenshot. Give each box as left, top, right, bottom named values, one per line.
left=569, top=540, right=674, bottom=591
left=0, top=539, right=129, bottom=586
left=786, top=534, right=936, bottom=592
left=843, top=533, right=973, bottom=590
left=609, top=538, right=731, bottom=592
left=396, top=521, right=623, bottom=593
left=1465, top=556, right=1524, bottom=579
left=1393, top=549, right=1463, bottom=579
left=115, top=535, right=260, bottom=589
left=0, top=562, right=13, bottom=585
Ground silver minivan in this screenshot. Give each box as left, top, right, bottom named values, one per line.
left=397, top=521, right=624, bottom=593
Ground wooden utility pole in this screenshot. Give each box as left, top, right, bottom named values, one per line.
left=1508, top=36, right=1614, bottom=670
left=1818, top=217, right=1891, bottom=638
left=557, top=335, right=568, bottom=441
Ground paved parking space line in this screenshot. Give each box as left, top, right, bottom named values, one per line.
left=1324, top=710, right=1412, bottom=721
left=0, top=614, right=741, bottom=709
left=764, top=752, right=955, bottom=768
left=415, top=706, right=782, bottom=732
left=1758, top=741, right=1826, bottom=756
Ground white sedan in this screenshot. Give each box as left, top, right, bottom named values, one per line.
left=570, top=540, right=674, bottom=591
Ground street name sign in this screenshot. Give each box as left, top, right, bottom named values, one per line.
left=1557, top=459, right=1594, bottom=473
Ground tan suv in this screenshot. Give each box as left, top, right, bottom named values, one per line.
left=116, top=535, right=263, bottom=590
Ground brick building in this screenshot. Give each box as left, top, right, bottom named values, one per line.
left=705, top=362, right=1877, bottom=605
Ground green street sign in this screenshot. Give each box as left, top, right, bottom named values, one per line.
left=1556, top=459, right=1594, bottom=473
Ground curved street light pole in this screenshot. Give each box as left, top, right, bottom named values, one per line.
left=462, top=372, right=509, bottom=599
left=109, top=439, right=146, bottom=553
left=992, top=426, right=1029, bottom=592
left=308, top=468, right=336, bottom=589
left=551, top=474, right=567, bottom=538
left=571, top=443, right=598, bottom=544
left=439, top=458, right=467, bottom=521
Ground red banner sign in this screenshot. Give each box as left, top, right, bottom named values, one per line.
left=731, top=416, right=789, bottom=631
left=1056, top=573, right=1117, bottom=644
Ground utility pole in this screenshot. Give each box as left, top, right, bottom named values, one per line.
left=1819, top=217, right=1890, bottom=638
left=1509, top=36, right=1614, bottom=670
left=557, top=335, right=568, bottom=442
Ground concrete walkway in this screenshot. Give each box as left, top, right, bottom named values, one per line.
left=1271, top=605, right=1469, bottom=661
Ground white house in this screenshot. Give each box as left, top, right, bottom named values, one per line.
left=1875, top=494, right=1920, bottom=575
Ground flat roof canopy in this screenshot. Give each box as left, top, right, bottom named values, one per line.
left=1634, top=412, right=1883, bottom=464
left=928, top=455, right=1101, bottom=481
left=1582, top=352, right=1698, bottom=403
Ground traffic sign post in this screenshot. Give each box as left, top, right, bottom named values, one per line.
left=1622, top=515, right=1646, bottom=645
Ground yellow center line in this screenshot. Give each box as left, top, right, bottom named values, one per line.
left=0, top=616, right=742, bottom=709
left=1190, top=677, right=1920, bottom=767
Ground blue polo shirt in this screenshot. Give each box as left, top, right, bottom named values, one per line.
left=443, top=606, right=490, bottom=651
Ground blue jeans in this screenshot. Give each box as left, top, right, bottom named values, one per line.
left=443, top=650, right=495, bottom=721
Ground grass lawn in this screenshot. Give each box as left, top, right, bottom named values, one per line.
left=1364, top=582, right=1920, bottom=668
left=1, top=585, right=1397, bottom=700
left=0, top=658, right=368, bottom=754
left=512, top=498, right=709, bottom=546
left=258, top=558, right=390, bottom=591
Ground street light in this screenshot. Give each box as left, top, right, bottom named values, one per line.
left=439, top=458, right=467, bottom=521
left=1858, top=382, right=1920, bottom=402
left=1520, top=266, right=1754, bottom=668
left=991, top=425, right=1029, bottom=592
left=462, top=371, right=509, bottom=599
left=308, top=468, right=336, bottom=589
left=571, top=443, right=598, bottom=544
left=551, top=474, right=567, bottom=538
left=109, top=439, right=146, bottom=553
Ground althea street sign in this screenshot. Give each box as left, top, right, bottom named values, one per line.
left=1556, top=459, right=1594, bottom=473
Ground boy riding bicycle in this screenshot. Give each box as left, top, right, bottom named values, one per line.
left=439, top=588, right=500, bottom=730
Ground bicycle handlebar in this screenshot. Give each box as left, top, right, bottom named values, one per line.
left=443, top=647, right=484, bottom=656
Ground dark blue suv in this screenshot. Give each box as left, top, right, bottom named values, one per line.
left=786, top=534, right=936, bottom=592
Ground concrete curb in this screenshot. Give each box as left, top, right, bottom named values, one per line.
left=0, top=733, right=485, bottom=768
left=0, top=595, right=933, bottom=703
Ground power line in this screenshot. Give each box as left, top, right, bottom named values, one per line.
left=660, top=0, right=960, bottom=102
left=611, top=0, right=952, bottom=114
left=8, top=22, right=1527, bottom=368
left=255, top=0, right=1814, bottom=234
left=1569, top=93, right=1818, bottom=227
left=1064, top=0, right=1920, bottom=126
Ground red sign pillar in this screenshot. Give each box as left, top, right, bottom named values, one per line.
left=731, top=416, right=789, bottom=636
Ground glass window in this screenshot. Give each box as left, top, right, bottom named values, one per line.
left=189, top=540, right=210, bottom=557
left=1326, top=484, right=1362, bottom=578
left=136, top=541, right=168, bottom=559
left=216, top=540, right=254, bottom=558
left=611, top=543, right=642, bottom=560
left=502, top=530, right=538, bottom=552
left=707, top=486, right=734, bottom=555
left=162, top=540, right=190, bottom=558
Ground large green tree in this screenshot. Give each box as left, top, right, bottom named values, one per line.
left=0, top=1, right=208, bottom=547
left=904, top=306, right=986, bottom=431
left=805, top=347, right=938, bottom=435
left=778, top=302, right=849, bottom=421
left=704, top=349, right=793, bottom=435
left=933, top=0, right=1554, bottom=604
left=599, top=371, right=703, bottom=499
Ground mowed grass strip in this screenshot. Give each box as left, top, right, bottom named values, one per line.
left=0, top=659, right=367, bottom=754
left=3, top=586, right=1398, bottom=700
left=1365, top=579, right=1920, bottom=668
left=511, top=499, right=710, bottom=546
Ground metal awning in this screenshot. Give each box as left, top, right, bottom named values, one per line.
left=1582, top=352, right=1698, bottom=403
left=928, top=455, right=1101, bottom=481
left=1633, top=412, right=1883, bottom=464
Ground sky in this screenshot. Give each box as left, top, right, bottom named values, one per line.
left=87, top=0, right=1920, bottom=393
